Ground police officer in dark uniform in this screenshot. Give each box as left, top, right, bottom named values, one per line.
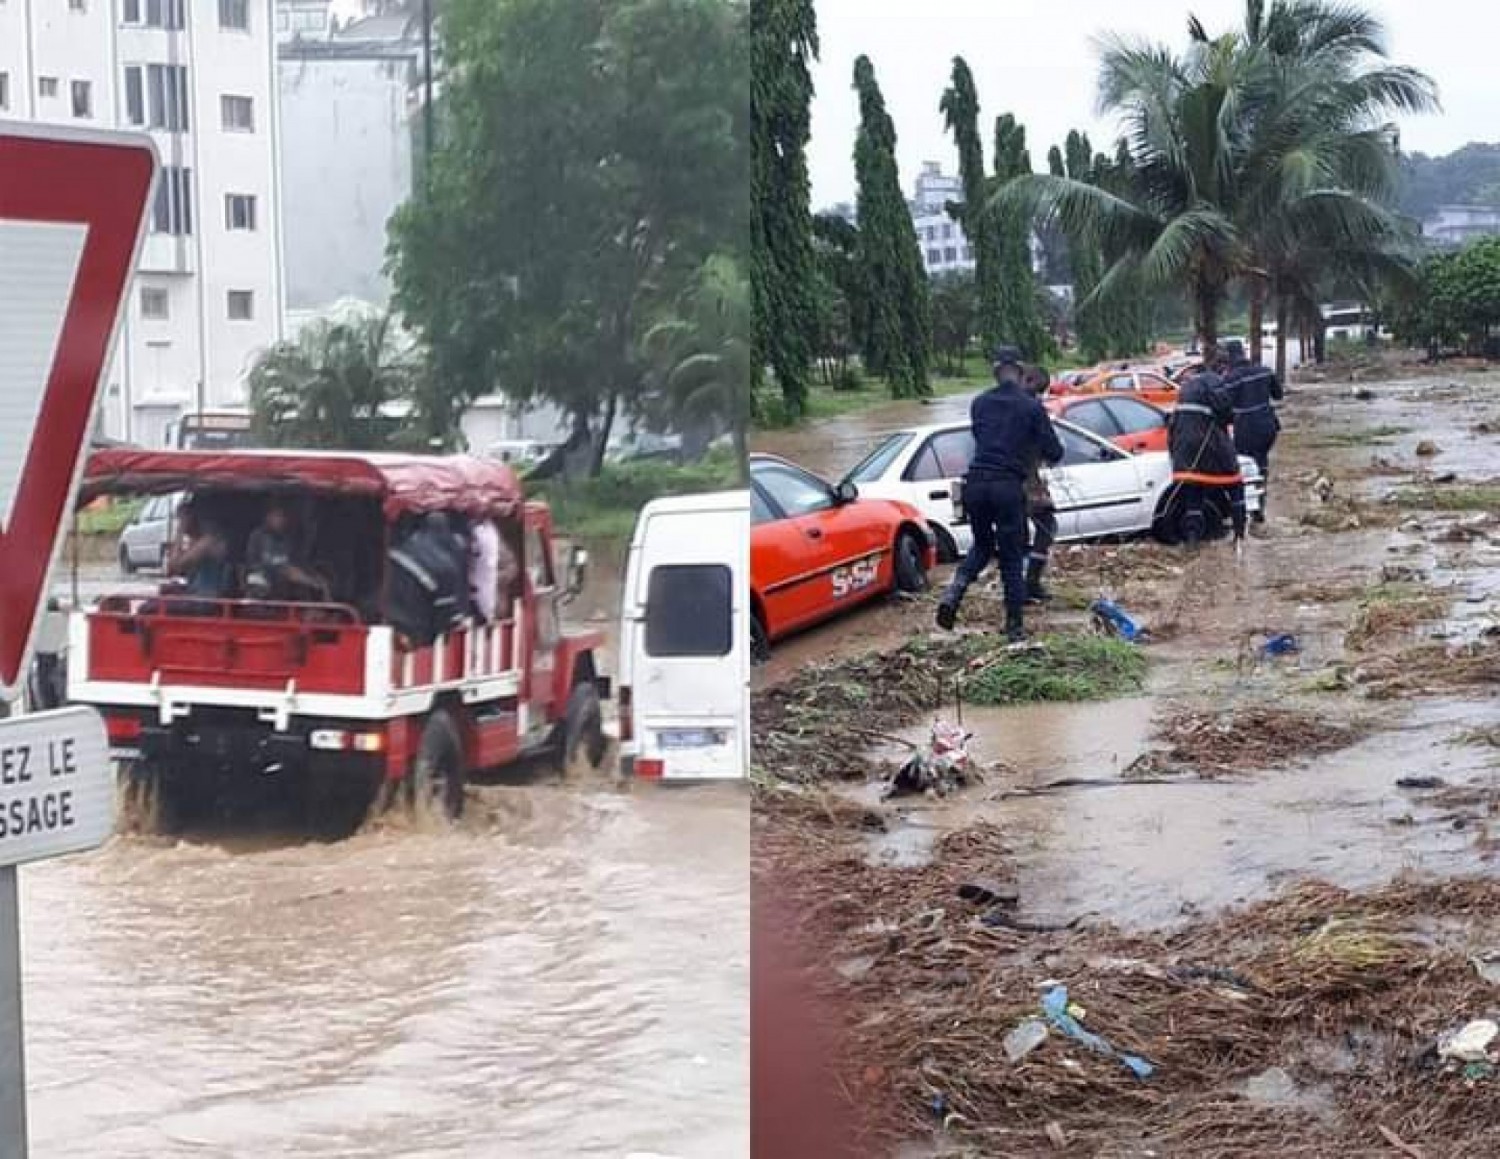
left=937, top=347, right=1064, bottom=641
left=1221, top=339, right=1283, bottom=522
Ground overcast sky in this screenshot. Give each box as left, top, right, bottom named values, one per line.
left=808, top=0, right=1496, bottom=209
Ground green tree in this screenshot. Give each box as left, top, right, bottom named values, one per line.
left=929, top=271, right=978, bottom=376
left=643, top=254, right=751, bottom=472
left=852, top=55, right=930, bottom=398
left=940, top=58, right=1004, bottom=353
left=388, top=0, right=747, bottom=474
left=810, top=212, right=861, bottom=388
left=1390, top=238, right=1500, bottom=356
left=751, top=0, right=819, bottom=417
left=991, top=113, right=1051, bottom=358
left=249, top=312, right=420, bottom=449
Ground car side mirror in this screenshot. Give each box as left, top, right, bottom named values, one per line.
left=834, top=481, right=858, bottom=504
left=563, top=545, right=589, bottom=602
left=1098, top=445, right=1115, bottom=461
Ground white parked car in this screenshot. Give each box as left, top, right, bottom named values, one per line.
left=843, top=419, right=1265, bottom=561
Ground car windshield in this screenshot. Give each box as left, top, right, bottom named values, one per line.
left=845, top=432, right=914, bottom=483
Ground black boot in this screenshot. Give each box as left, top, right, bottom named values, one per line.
left=1025, top=558, right=1051, bottom=604
left=936, top=573, right=969, bottom=631
left=1005, top=606, right=1026, bottom=643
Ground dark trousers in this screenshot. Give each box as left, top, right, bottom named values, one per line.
left=1180, top=481, right=1247, bottom=544
left=1028, top=505, right=1057, bottom=563
left=947, top=476, right=1028, bottom=613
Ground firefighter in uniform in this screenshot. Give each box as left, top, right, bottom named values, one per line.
left=1221, top=339, right=1283, bottom=522
left=936, top=347, right=1063, bottom=641
left=1166, top=368, right=1247, bottom=547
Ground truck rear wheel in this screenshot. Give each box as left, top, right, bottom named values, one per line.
left=562, top=683, right=607, bottom=771
left=119, top=764, right=187, bottom=836
left=411, top=710, right=465, bottom=822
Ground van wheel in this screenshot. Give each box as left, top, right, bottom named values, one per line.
left=411, top=710, right=465, bottom=821
left=562, top=682, right=607, bottom=771
left=893, top=531, right=929, bottom=593
left=119, top=544, right=136, bottom=575
left=751, top=613, right=770, bottom=665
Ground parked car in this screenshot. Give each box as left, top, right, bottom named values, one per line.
left=117, top=491, right=182, bottom=573
left=1047, top=395, right=1170, bottom=454
left=1059, top=367, right=1181, bottom=409
left=750, top=453, right=934, bottom=656
left=618, top=490, right=749, bottom=780
left=843, top=419, right=1264, bottom=562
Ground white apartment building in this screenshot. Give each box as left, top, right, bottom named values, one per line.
left=0, top=0, right=284, bottom=447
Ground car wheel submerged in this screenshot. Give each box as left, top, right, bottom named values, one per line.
left=410, top=710, right=465, bottom=822
left=751, top=613, right=771, bottom=665
left=561, top=681, right=608, bottom=772
left=893, top=530, right=929, bottom=594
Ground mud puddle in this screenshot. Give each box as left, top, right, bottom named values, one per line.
left=21, top=781, right=749, bottom=1158
left=851, top=694, right=1500, bottom=931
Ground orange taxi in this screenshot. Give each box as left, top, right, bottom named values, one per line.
left=1046, top=395, right=1170, bottom=454
left=750, top=453, right=933, bottom=656
left=1063, top=366, right=1181, bottom=408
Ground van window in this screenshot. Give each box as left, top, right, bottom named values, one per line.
left=645, top=564, right=731, bottom=657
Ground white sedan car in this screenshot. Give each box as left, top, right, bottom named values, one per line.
left=844, top=419, right=1265, bottom=561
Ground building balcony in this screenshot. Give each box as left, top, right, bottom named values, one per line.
left=138, top=232, right=195, bottom=276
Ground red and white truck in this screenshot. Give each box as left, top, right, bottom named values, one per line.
left=63, top=448, right=610, bottom=831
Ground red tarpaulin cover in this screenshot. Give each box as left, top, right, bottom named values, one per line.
left=79, top=448, right=524, bottom=521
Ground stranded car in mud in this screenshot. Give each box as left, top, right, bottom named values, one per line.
left=57, top=449, right=610, bottom=834
left=750, top=453, right=934, bottom=658
left=844, top=419, right=1265, bottom=562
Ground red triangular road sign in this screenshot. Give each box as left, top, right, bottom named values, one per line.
left=0, top=125, right=157, bottom=698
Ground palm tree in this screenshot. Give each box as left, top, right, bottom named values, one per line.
left=249, top=308, right=423, bottom=449
left=642, top=255, right=750, bottom=476
left=996, top=0, right=1435, bottom=366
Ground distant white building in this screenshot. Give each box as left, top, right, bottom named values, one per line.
left=1422, top=205, right=1500, bottom=248
left=276, top=0, right=333, bottom=43
left=907, top=161, right=1045, bottom=279
left=0, top=0, right=286, bottom=447
left=278, top=8, right=420, bottom=309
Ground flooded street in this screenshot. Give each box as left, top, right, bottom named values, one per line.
left=754, top=364, right=1500, bottom=1153
left=22, top=549, right=747, bottom=1158
left=21, top=782, right=747, bottom=1158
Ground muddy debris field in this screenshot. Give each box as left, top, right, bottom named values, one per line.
left=753, top=371, right=1500, bottom=1156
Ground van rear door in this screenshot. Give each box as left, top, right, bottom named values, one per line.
left=623, top=492, right=748, bottom=780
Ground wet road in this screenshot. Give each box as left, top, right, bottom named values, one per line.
left=21, top=782, right=747, bottom=1158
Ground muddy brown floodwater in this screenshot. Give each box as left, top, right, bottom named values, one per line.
left=21, top=556, right=747, bottom=1157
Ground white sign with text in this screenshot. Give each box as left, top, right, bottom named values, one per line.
left=0, top=707, right=111, bottom=867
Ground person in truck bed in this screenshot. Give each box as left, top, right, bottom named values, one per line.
left=245, top=500, right=330, bottom=601
left=165, top=498, right=232, bottom=597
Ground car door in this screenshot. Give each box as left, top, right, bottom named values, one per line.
left=1051, top=424, right=1150, bottom=540
left=1099, top=397, right=1169, bottom=454
left=752, top=461, right=883, bottom=635
left=902, top=427, right=973, bottom=535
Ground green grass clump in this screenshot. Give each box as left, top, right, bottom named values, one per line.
left=1310, top=425, right=1413, bottom=448
left=76, top=498, right=143, bottom=537
left=959, top=633, right=1148, bottom=705
left=531, top=450, right=740, bottom=545
left=1395, top=484, right=1500, bottom=512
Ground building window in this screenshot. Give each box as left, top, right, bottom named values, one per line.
left=227, top=291, right=255, bottom=321
left=122, top=0, right=184, bottom=28
left=220, top=94, right=254, bottom=132
left=218, top=0, right=248, bottom=30
left=140, top=287, right=170, bottom=320
left=0, top=74, right=9, bottom=113
left=942, top=223, right=954, bottom=239
left=944, top=246, right=957, bottom=263
left=69, top=0, right=86, bottom=10
left=963, top=245, right=973, bottom=261
left=224, top=194, right=258, bottom=232
left=124, top=64, right=189, bottom=131
left=926, top=248, right=940, bottom=266
left=151, top=166, right=193, bottom=236
left=71, top=80, right=92, bottom=118
left=38, top=77, right=59, bottom=99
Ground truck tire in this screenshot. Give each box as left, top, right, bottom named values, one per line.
left=751, top=613, right=770, bottom=665
left=411, top=710, right=465, bottom=822
left=120, top=765, right=187, bottom=836
left=119, top=543, right=135, bottom=575
left=562, top=682, right=607, bottom=771
left=893, top=530, right=929, bottom=593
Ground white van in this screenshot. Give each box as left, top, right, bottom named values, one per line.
left=618, top=490, right=749, bottom=780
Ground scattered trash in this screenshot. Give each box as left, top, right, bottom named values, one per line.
left=1040, top=985, right=1155, bottom=1079
left=1471, top=951, right=1500, bottom=986
left=956, top=879, right=1019, bottom=907
left=1416, top=440, right=1441, bottom=457
left=1396, top=776, right=1446, bottom=791
left=1438, top=1019, right=1498, bottom=1063
left=1243, top=1066, right=1299, bottom=1107
left=1464, top=1060, right=1495, bottom=1082
left=1312, top=475, right=1335, bottom=502
left=1003, top=1018, right=1049, bottom=1063
left=884, top=719, right=974, bottom=800
left=1260, top=632, right=1301, bottom=658
left=1167, top=964, right=1258, bottom=992
left=929, top=1093, right=949, bottom=1120
left=1044, top=1121, right=1068, bottom=1150
left=1381, top=563, right=1427, bottom=584
left=1090, top=598, right=1148, bottom=643
left=1432, top=471, right=1459, bottom=484
left=1353, top=387, right=1376, bottom=401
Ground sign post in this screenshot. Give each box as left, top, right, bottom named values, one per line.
left=0, top=124, right=158, bottom=1156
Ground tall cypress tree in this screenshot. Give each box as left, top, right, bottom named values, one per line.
left=940, top=58, right=1004, bottom=356
left=991, top=114, right=1050, bottom=358
left=853, top=55, right=930, bottom=398
left=1061, top=129, right=1110, bottom=362
left=750, top=0, right=819, bottom=416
